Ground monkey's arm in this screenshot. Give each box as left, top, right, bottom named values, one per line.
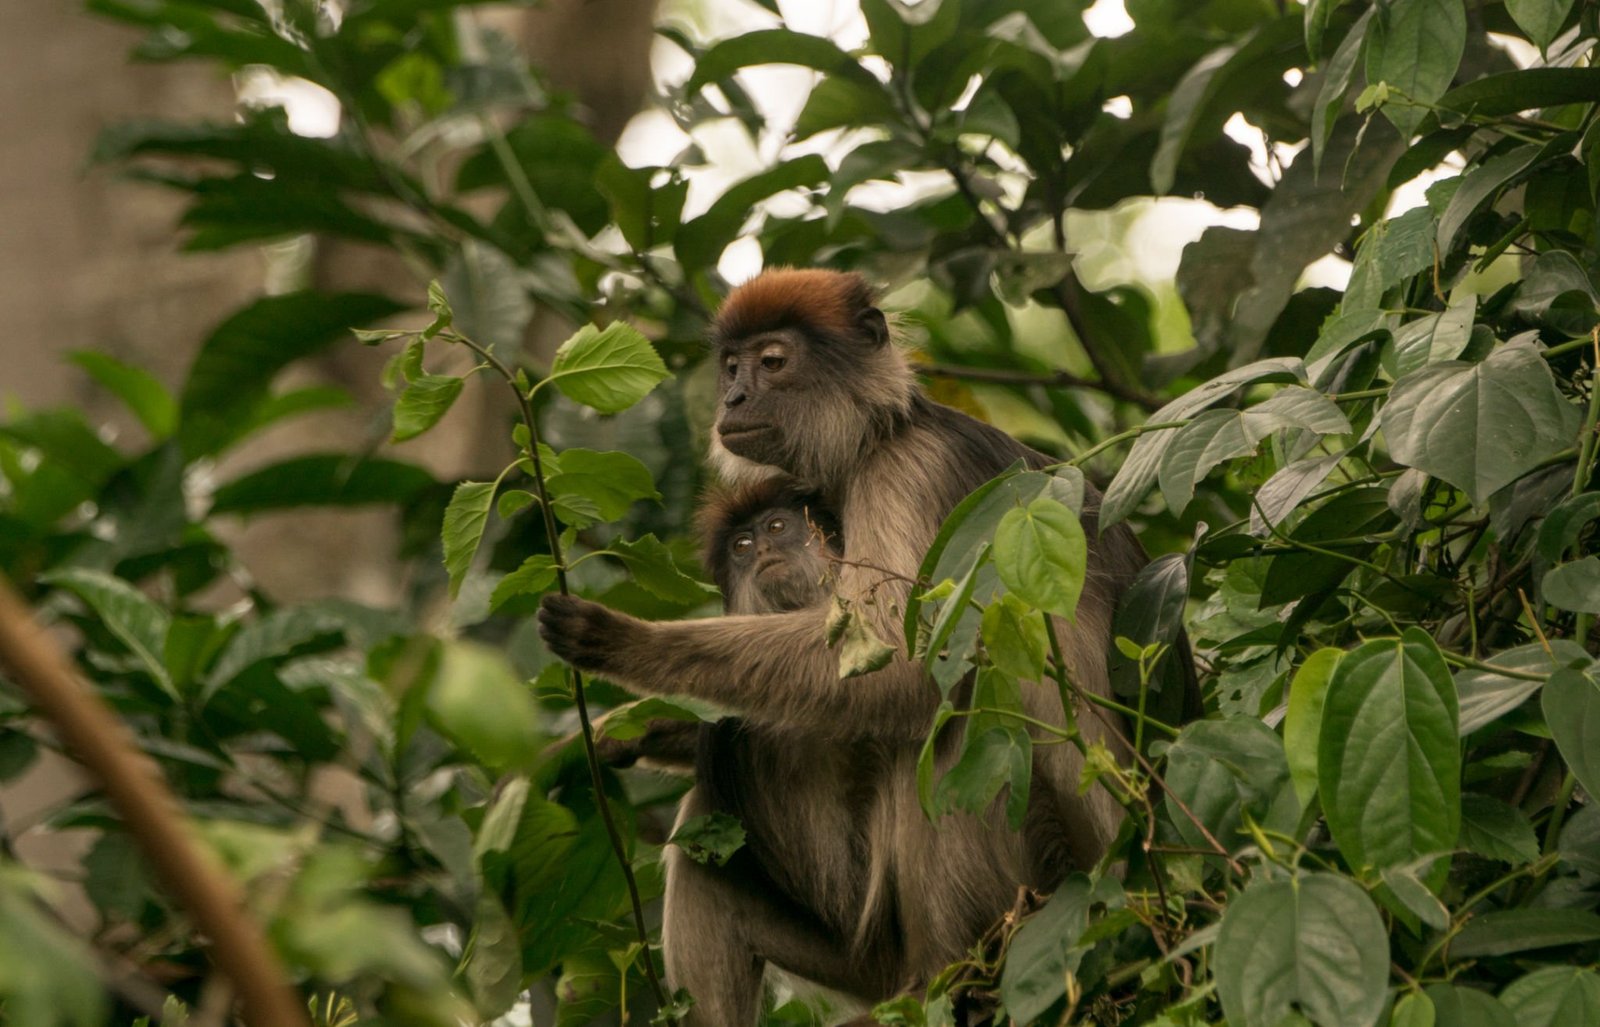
left=594, top=718, right=700, bottom=773
left=538, top=596, right=936, bottom=738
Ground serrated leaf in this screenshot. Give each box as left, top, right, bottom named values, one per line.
left=993, top=497, right=1086, bottom=621
left=608, top=535, right=718, bottom=606
left=545, top=449, right=660, bottom=522
left=489, top=556, right=559, bottom=611
left=391, top=373, right=464, bottom=442
left=41, top=569, right=174, bottom=698
left=1214, top=873, right=1388, bottom=1027
left=545, top=323, right=669, bottom=414
left=669, top=812, right=746, bottom=866
left=1382, top=342, right=1582, bottom=506
left=443, top=481, right=497, bottom=598
left=497, top=490, right=537, bottom=520
left=1318, top=629, right=1460, bottom=873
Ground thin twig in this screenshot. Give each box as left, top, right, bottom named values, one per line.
left=449, top=331, right=674, bottom=1018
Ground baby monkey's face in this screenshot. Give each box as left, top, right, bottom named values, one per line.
left=724, top=505, right=836, bottom=614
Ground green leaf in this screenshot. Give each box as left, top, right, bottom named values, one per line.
left=391, top=373, right=464, bottom=443
left=1459, top=794, right=1540, bottom=865
left=1312, top=7, right=1376, bottom=176
left=997, top=875, right=1109, bottom=1023
left=0, top=866, right=107, bottom=1027
left=460, top=893, right=522, bottom=1019
left=210, top=454, right=436, bottom=514
left=608, top=535, right=718, bottom=606
left=934, top=671, right=1032, bottom=826
left=489, top=556, right=559, bottom=612
left=66, top=351, right=178, bottom=439
left=1391, top=992, right=1436, bottom=1027
left=1158, top=387, right=1351, bottom=514
left=598, top=696, right=724, bottom=741
left=1285, top=648, right=1342, bottom=808
left=825, top=595, right=898, bottom=680
left=1305, top=0, right=1345, bottom=61
left=1259, top=487, right=1394, bottom=606
left=439, top=240, right=534, bottom=353
left=545, top=323, right=669, bottom=415
left=1435, top=145, right=1542, bottom=256
left=1164, top=717, right=1298, bottom=854
left=686, top=29, right=871, bottom=92
left=1150, top=39, right=1244, bottom=195
left=992, top=497, right=1087, bottom=621
left=1499, top=967, right=1600, bottom=1027
left=1536, top=491, right=1600, bottom=563
left=1381, top=858, right=1451, bottom=930
left=427, top=641, right=541, bottom=771
left=669, top=812, right=746, bottom=866
left=545, top=450, right=660, bottom=522
left=0, top=732, right=39, bottom=784
left=443, top=481, right=497, bottom=598
left=1452, top=909, right=1600, bottom=959
left=1101, top=358, right=1305, bottom=527
left=675, top=155, right=830, bottom=270
left=595, top=158, right=689, bottom=252
left=1506, top=0, right=1578, bottom=51
left=203, top=605, right=343, bottom=700
left=1456, top=640, right=1584, bottom=735
left=1423, top=984, right=1515, bottom=1027
left=1543, top=667, right=1600, bottom=800
left=793, top=76, right=898, bottom=141
left=1318, top=629, right=1460, bottom=873
left=179, top=291, right=405, bottom=455
left=981, top=594, right=1048, bottom=683
left=1440, top=67, right=1600, bottom=117
left=1364, top=0, right=1466, bottom=140
left=1387, top=294, right=1476, bottom=377
left=1382, top=342, right=1582, bottom=506
left=1108, top=553, right=1191, bottom=708
left=41, top=569, right=175, bottom=698
left=1214, top=873, right=1389, bottom=1027
left=1543, top=557, right=1600, bottom=614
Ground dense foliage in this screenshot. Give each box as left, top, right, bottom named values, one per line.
left=3, top=0, right=1600, bottom=1023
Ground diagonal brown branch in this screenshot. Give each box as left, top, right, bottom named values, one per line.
left=0, top=577, right=309, bottom=1027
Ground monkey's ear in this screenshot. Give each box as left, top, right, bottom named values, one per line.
left=857, top=306, right=889, bottom=347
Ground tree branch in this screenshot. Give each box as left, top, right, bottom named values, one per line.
left=0, top=577, right=309, bottom=1027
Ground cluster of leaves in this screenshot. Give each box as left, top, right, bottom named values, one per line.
left=1, top=0, right=1598, bottom=1023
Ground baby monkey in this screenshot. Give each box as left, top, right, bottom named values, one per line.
left=595, top=478, right=840, bottom=772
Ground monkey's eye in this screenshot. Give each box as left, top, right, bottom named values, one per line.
left=724, top=357, right=738, bottom=377
left=732, top=534, right=754, bottom=556
left=766, top=517, right=787, bottom=535
left=760, top=346, right=787, bottom=372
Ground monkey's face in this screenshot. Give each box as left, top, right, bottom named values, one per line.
left=724, top=504, right=835, bottom=614
left=714, top=329, right=807, bottom=471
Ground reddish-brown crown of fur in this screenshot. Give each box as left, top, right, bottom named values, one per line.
left=711, top=268, right=876, bottom=347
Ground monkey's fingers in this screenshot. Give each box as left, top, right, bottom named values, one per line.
left=537, top=593, right=618, bottom=672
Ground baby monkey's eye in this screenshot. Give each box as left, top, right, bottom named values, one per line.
left=725, top=358, right=738, bottom=377
left=732, top=534, right=754, bottom=555
left=766, top=517, right=787, bottom=535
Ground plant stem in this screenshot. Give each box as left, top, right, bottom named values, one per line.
left=1069, top=421, right=1189, bottom=468
left=451, top=331, right=674, bottom=1018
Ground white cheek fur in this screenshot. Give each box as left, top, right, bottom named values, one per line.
left=707, top=431, right=783, bottom=487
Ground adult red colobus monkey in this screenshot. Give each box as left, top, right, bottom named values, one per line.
left=541, top=268, right=1180, bottom=1023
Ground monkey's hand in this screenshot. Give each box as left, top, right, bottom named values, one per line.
left=538, top=594, right=640, bottom=675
